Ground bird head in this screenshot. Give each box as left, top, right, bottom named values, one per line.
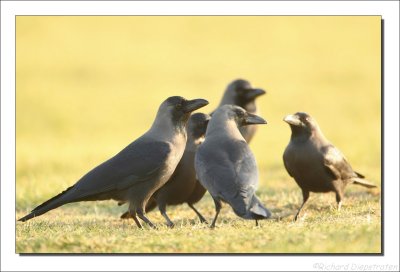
left=283, top=112, right=319, bottom=139
left=225, top=105, right=268, bottom=127
left=156, top=96, right=209, bottom=133
left=162, top=96, right=208, bottom=122
left=222, top=79, right=266, bottom=112
left=187, top=112, right=211, bottom=141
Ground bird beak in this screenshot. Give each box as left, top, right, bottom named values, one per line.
left=245, top=88, right=266, bottom=100
left=183, top=99, right=209, bottom=113
left=283, top=114, right=302, bottom=126
left=244, top=112, right=268, bottom=125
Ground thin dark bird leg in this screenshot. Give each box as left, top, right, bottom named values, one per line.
left=294, top=190, right=309, bottom=221
left=335, top=191, right=343, bottom=211
left=137, top=208, right=156, bottom=229
left=210, top=198, right=222, bottom=229
left=129, top=204, right=142, bottom=228
left=255, top=220, right=259, bottom=227
left=188, top=203, right=208, bottom=223
left=158, top=202, right=174, bottom=228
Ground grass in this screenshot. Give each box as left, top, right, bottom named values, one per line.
left=16, top=187, right=381, bottom=253
left=16, top=16, right=381, bottom=253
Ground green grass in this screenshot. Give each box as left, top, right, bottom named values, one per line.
left=16, top=16, right=381, bottom=253
left=16, top=185, right=381, bottom=253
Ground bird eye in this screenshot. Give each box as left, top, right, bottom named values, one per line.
left=237, top=88, right=245, bottom=95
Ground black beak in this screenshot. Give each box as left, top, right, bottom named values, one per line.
left=245, top=88, right=266, bottom=100
left=183, top=99, right=209, bottom=113
left=244, top=112, right=268, bottom=125
left=283, top=114, right=302, bottom=126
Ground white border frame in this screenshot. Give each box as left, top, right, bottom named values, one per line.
left=1, top=1, right=399, bottom=271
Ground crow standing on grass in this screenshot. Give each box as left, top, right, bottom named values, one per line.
left=119, top=113, right=211, bottom=227
left=214, top=79, right=266, bottom=143
left=195, top=105, right=271, bottom=228
left=18, top=96, right=209, bottom=228
left=282, top=112, right=377, bottom=221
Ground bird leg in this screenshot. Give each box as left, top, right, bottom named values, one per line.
left=335, top=192, right=343, bottom=211
left=158, top=202, right=174, bottom=228
left=255, top=220, right=259, bottom=227
left=136, top=209, right=156, bottom=229
left=294, top=190, right=309, bottom=221
left=128, top=206, right=142, bottom=228
left=188, top=203, right=208, bottom=224
left=210, top=198, right=222, bottom=229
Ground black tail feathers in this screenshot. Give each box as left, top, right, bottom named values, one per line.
left=18, top=185, right=74, bottom=222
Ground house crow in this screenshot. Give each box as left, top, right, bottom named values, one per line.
left=195, top=105, right=271, bottom=228
left=283, top=112, right=377, bottom=221
left=120, top=113, right=211, bottom=227
left=18, top=96, right=209, bottom=228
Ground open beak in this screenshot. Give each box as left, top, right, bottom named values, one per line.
left=183, top=99, right=209, bottom=113
left=283, top=114, right=302, bottom=126
left=245, top=88, right=266, bottom=100
left=244, top=112, right=268, bottom=125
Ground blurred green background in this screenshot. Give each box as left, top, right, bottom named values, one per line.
left=16, top=16, right=381, bottom=253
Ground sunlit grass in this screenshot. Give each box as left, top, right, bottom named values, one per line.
left=16, top=185, right=381, bottom=253
left=16, top=16, right=381, bottom=253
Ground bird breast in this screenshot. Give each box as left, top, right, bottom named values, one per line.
left=160, top=134, right=187, bottom=181
left=285, top=142, right=320, bottom=172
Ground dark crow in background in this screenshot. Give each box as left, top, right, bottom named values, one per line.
left=120, top=113, right=211, bottom=227
left=195, top=105, right=271, bottom=228
left=283, top=112, right=377, bottom=221
left=214, top=79, right=266, bottom=143
left=18, top=96, right=209, bottom=228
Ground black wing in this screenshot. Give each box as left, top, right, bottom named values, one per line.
left=71, top=139, right=171, bottom=199
left=282, top=143, right=297, bottom=178
left=196, top=140, right=257, bottom=208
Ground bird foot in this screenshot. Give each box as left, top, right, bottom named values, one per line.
left=294, top=213, right=307, bottom=222
left=300, top=213, right=307, bottom=221
left=337, top=202, right=342, bottom=211
left=209, top=223, right=218, bottom=229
